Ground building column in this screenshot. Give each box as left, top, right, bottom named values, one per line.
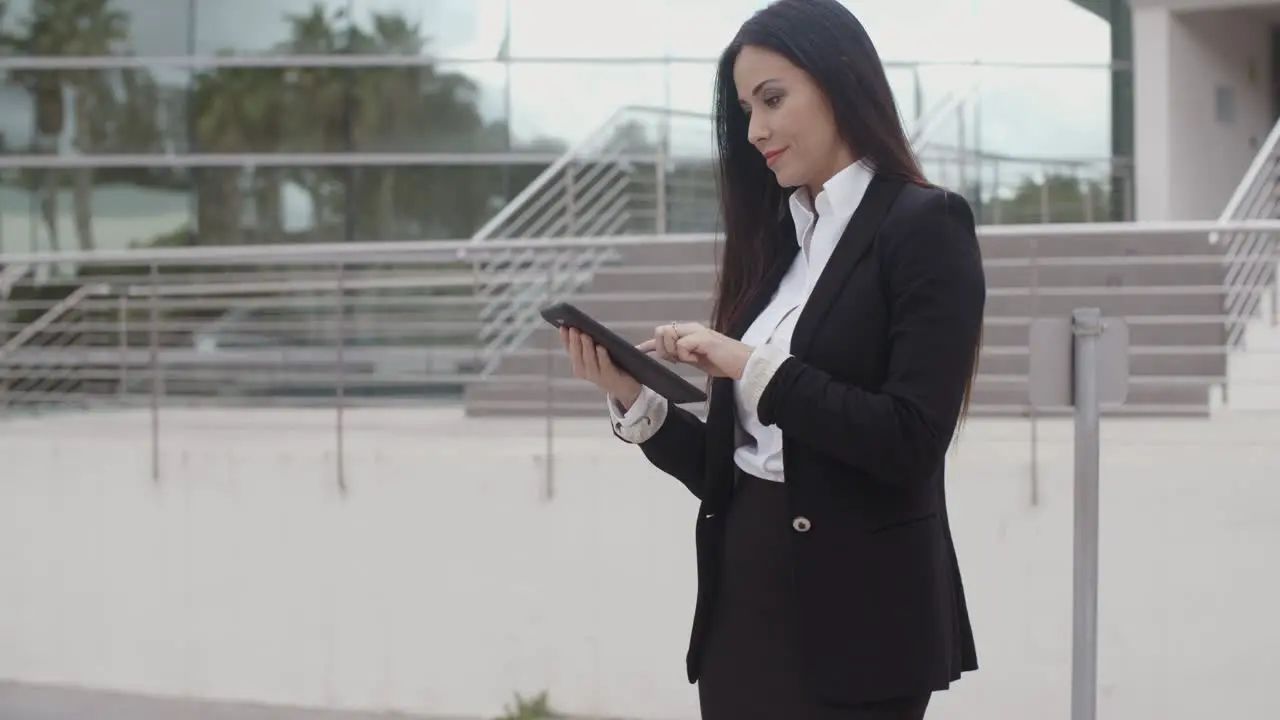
left=1132, top=5, right=1175, bottom=221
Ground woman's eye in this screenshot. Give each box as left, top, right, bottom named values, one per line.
left=763, top=95, right=782, bottom=108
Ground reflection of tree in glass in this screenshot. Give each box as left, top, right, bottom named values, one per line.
left=188, top=4, right=530, bottom=245
left=973, top=174, right=1112, bottom=225
left=1, top=0, right=568, bottom=248
left=5, top=0, right=129, bottom=252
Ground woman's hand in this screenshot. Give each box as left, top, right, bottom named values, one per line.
left=560, top=327, right=643, bottom=410
left=643, top=322, right=754, bottom=380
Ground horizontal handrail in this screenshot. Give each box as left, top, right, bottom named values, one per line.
left=0, top=54, right=1126, bottom=72
left=5, top=219, right=1280, bottom=267
left=0, top=151, right=681, bottom=170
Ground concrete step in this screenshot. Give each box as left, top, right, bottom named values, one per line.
left=462, top=376, right=1215, bottom=418
left=613, top=242, right=722, bottom=266
left=979, top=320, right=1226, bottom=348
left=491, top=351, right=706, bottom=382
left=589, top=266, right=718, bottom=294
left=517, top=312, right=1226, bottom=350
left=492, top=343, right=1225, bottom=380
left=983, top=262, right=1225, bottom=288
left=604, top=232, right=1219, bottom=264
left=979, top=232, right=1217, bottom=259
left=967, top=379, right=1213, bottom=416
left=559, top=295, right=715, bottom=327
left=985, top=290, right=1223, bottom=318
left=591, top=263, right=1226, bottom=295
left=976, top=350, right=1225, bottom=378
left=546, top=289, right=1225, bottom=326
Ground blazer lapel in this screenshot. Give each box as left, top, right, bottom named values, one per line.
left=789, top=174, right=904, bottom=359
left=705, top=224, right=800, bottom=507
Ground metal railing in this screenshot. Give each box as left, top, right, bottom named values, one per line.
left=1217, top=117, right=1280, bottom=348
left=465, top=106, right=715, bottom=372
left=3, top=220, right=1279, bottom=423
left=464, top=92, right=995, bottom=376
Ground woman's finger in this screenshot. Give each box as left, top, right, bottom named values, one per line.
left=596, top=345, right=619, bottom=379
left=662, top=326, right=679, bottom=358
left=579, top=334, right=601, bottom=381
left=567, top=329, right=585, bottom=377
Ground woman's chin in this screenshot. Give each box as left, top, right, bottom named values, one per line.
left=770, top=169, right=802, bottom=188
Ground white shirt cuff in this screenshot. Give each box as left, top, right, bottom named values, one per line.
left=607, top=386, right=668, bottom=444
left=741, top=343, right=792, bottom=418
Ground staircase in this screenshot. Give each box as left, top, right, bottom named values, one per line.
left=463, top=92, right=983, bottom=414
left=463, top=226, right=1229, bottom=417
left=465, top=107, right=717, bottom=380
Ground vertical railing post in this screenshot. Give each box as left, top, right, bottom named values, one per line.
left=992, top=161, right=1002, bottom=224
left=1028, top=235, right=1041, bottom=506
left=148, top=262, right=160, bottom=483
left=0, top=283, right=9, bottom=415
left=117, top=292, right=128, bottom=403
left=655, top=113, right=669, bottom=235
left=335, top=261, right=347, bottom=496
left=1040, top=177, right=1051, bottom=223
left=1271, top=241, right=1279, bottom=328
left=543, top=255, right=555, bottom=503
left=1070, top=307, right=1104, bottom=720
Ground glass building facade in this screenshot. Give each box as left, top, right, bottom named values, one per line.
left=0, top=0, right=1129, bottom=255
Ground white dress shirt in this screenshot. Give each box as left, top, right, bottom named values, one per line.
left=608, top=160, right=875, bottom=482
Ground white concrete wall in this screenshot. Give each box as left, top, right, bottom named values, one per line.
left=1133, top=4, right=1275, bottom=220
left=1, top=407, right=1279, bottom=720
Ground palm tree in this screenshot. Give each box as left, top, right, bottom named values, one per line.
left=190, top=67, right=289, bottom=244
left=184, top=2, right=517, bottom=246
left=8, top=0, right=129, bottom=253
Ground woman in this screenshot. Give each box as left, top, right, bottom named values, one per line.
left=560, top=0, right=983, bottom=717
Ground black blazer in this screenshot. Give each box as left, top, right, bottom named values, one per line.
left=620, top=174, right=984, bottom=705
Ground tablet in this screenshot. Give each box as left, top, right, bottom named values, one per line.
left=540, top=301, right=709, bottom=404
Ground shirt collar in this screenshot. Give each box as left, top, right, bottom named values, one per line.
left=787, top=159, right=875, bottom=247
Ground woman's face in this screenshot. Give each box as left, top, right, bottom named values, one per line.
left=733, top=44, right=854, bottom=196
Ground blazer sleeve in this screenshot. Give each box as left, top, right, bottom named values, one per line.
left=754, top=189, right=986, bottom=489
left=610, top=391, right=710, bottom=502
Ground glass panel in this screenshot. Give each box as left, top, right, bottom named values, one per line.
left=885, top=66, right=926, bottom=130
left=661, top=0, right=766, bottom=58
left=348, top=0, right=509, bottom=60
left=915, top=66, right=1111, bottom=178
left=853, top=0, right=980, bottom=63
left=349, top=61, right=509, bottom=153
left=0, top=0, right=139, bottom=57
left=189, top=0, right=508, bottom=60
left=186, top=62, right=508, bottom=154
left=971, top=0, right=1111, bottom=64
left=0, top=161, right=550, bottom=255
left=665, top=61, right=716, bottom=117
left=508, top=0, right=669, bottom=59
left=507, top=63, right=667, bottom=152
left=975, top=65, right=1112, bottom=159
left=346, top=163, right=543, bottom=241
left=0, top=164, right=193, bottom=255
left=0, top=66, right=192, bottom=156
left=192, top=0, right=350, bottom=56
left=192, top=163, right=503, bottom=245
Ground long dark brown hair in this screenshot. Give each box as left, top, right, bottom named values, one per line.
left=709, top=0, right=980, bottom=420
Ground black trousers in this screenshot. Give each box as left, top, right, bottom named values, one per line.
left=696, top=471, right=932, bottom=720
